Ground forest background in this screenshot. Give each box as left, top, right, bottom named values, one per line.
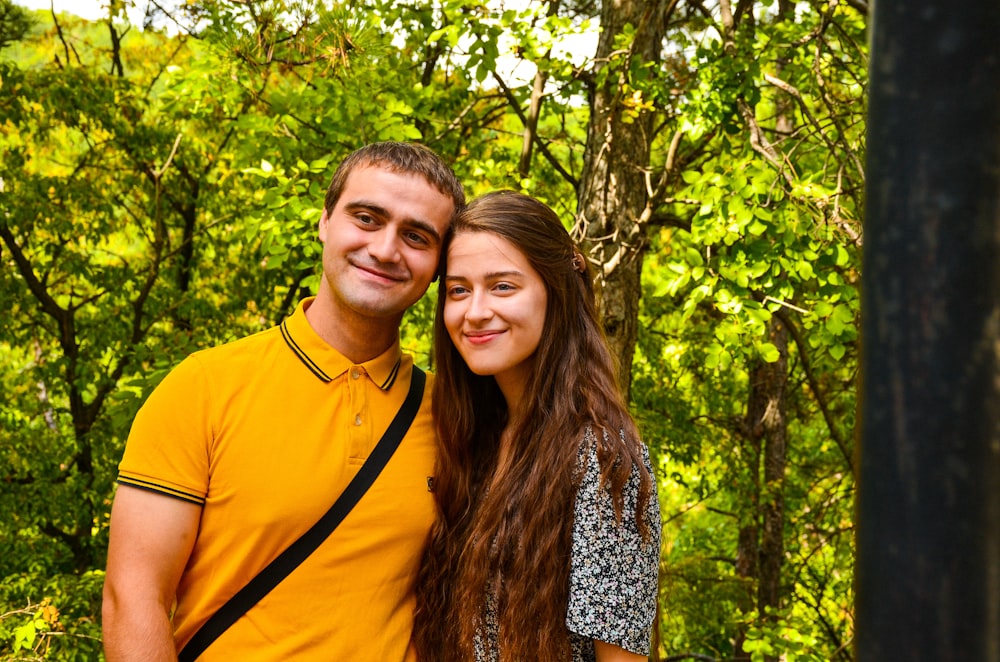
left=0, top=0, right=865, bottom=659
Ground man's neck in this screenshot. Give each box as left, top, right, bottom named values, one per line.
left=303, top=297, right=401, bottom=364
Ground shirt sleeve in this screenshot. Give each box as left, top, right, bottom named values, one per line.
left=116, top=354, right=213, bottom=505
left=566, top=430, right=662, bottom=655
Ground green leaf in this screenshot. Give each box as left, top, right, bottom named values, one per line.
left=759, top=342, right=781, bottom=362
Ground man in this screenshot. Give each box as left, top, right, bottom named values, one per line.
left=102, top=142, right=465, bottom=661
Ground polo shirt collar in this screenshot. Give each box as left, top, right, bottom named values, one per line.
left=280, top=298, right=403, bottom=391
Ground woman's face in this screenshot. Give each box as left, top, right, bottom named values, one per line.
left=442, top=230, right=548, bottom=402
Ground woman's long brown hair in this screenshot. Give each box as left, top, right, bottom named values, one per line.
left=413, top=191, right=655, bottom=661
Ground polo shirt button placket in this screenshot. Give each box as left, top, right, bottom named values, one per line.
left=351, top=367, right=363, bottom=429
left=347, top=365, right=368, bottom=458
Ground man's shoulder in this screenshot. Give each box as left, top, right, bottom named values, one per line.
left=162, top=325, right=286, bottom=384
left=190, top=324, right=283, bottom=362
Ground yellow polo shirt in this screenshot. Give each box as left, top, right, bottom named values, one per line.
left=117, top=298, right=436, bottom=660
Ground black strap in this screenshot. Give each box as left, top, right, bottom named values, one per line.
left=178, top=367, right=426, bottom=661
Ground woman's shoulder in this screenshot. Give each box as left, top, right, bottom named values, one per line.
left=579, top=419, right=646, bottom=445
left=577, top=421, right=624, bottom=452
left=576, top=422, right=650, bottom=466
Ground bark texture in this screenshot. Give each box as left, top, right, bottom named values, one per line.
left=573, top=0, right=666, bottom=398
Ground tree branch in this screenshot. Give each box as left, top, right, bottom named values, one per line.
left=843, top=0, right=869, bottom=15
left=49, top=0, right=80, bottom=68
left=737, top=98, right=796, bottom=185
left=773, top=308, right=855, bottom=476
left=0, top=225, right=74, bottom=353
left=491, top=71, right=579, bottom=188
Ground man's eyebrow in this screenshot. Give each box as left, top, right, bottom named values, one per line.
left=342, top=200, right=442, bottom=244
left=343, top=200, right=388, bottom=217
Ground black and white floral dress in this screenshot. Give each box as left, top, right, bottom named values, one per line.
left=473, top=426, right=662, bottom=661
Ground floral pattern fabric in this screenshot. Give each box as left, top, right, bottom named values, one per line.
left=474, top=427, right=661, bottom=660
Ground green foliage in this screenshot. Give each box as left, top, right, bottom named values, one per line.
left=628, top=1, right=864, bottom=658
left=1, top=1, right=865, bottom=659
left=0, top=8, right=333, bottom=659
left=741, top=609, right=830, bottom=662
left=0, top=0, right=34, bottom=52
left=0, top=572, right=104, bottom=660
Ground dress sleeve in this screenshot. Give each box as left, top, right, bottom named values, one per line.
left=565, top=429, right=662, bottom=655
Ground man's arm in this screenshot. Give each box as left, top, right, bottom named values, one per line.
left=103, top=485, right=202, bottom=662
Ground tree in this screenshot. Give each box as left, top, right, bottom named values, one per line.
left=640, top=1, right=864, bottom=658
left=572, top=0, right=667, bottom=397
left=1, top=1, right=867, bottom=659
left=0, top=2, right=372, bottom=655
left=466, top=0, right=864, bottom=658
left=0, top=0, right=33, bottom=51
left=450, top=1, right=864, bottom=653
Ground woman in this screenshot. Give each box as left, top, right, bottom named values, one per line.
left=414, top=191, right=661, bottom=661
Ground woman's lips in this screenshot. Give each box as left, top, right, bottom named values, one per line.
left=464, top=330, right=504, bottom=345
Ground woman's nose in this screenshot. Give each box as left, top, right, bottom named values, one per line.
left=465, top=291, right=494, bottom=321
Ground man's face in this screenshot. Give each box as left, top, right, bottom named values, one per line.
left=317, top=164, right=454, bottom=323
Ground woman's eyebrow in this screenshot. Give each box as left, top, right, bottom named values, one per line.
left=444, top=270, right=523, bottom=281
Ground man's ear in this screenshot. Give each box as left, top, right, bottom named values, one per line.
left=318, top=208, right=330, bottom=240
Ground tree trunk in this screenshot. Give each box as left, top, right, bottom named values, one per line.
left=757, top=318, right=789, bottom=640
left=734, top=318, right=789, bottom=661
left=573, top=0, right=665, bottom=399
left=857, top=0, right=1000, bottom=657
left=720, top=1, right=793, bottom=657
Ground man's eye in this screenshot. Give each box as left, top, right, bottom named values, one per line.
left=405, top=231, right=429, bottom=245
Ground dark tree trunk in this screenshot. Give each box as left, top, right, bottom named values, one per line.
left=857, top=0, right=1000, bottom=658
left=757, top=319, right=789, bottom=653
left=720, top=0, right=794, bottom=656
left=734, top=316, right=789, bottom=661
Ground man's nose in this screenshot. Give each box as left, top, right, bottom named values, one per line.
left=367, top=230, right=401, bottom=263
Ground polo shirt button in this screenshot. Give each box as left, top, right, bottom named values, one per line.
left=354, top=414, right=362, bottom=426
left=351, top=368, right=361, bottom=379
